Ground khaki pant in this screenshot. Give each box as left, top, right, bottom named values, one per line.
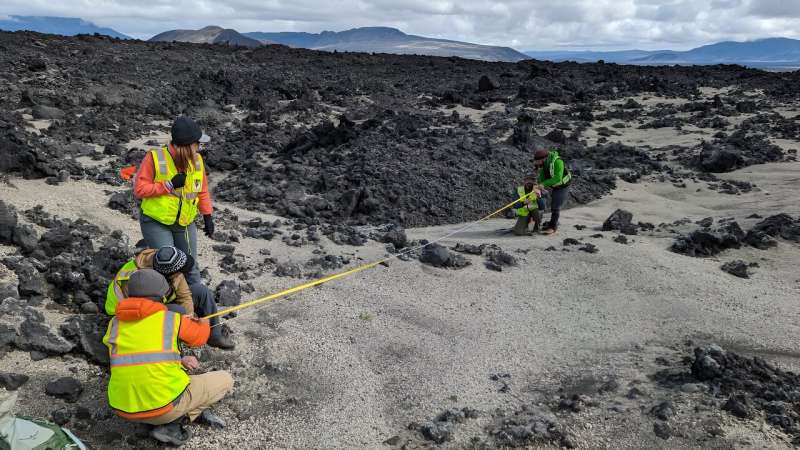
left=136, top=371, right=234, bottom=425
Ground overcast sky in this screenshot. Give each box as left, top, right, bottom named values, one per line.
left=2, top=0, right=799, bottom=50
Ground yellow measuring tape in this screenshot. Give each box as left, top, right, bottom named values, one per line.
left=204, top=196, right=524, bottom=321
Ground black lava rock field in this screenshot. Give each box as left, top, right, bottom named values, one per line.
left=1, top=30, right=797, bottom=227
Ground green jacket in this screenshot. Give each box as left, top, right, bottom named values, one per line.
left=537, top=151, right=571, bottom=188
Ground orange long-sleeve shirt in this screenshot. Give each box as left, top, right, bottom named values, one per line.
left=134, top=145, right=213, bottom=216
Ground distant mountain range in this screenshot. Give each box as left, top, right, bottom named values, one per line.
left=525, top=38, right=800, bottom=68
left=150, top=26, right=261, bottom=48
left=0, top=15, right=130, bottom=39
left=3, top=15, right=800, bottom=68
left=244, top=27, right=529, bottom=62
left=523, top=49, right=664, bottom=64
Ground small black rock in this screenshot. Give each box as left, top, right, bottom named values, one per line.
left=650, top=401, right=675, bottom=421
left=485, top=261, right=502, bottom=272
left=0, top=373, right=30, bottom=391
left=420, top=421, right=452, bottom=444
left=721, top=260, right=749, bottom=278
left=45, top=377, right=84, bottom=403
left=382, top=435, right=401, bottom=446
left=51, top=408, right=71, bottom=426
left=653, top=421, right=672, bottom=440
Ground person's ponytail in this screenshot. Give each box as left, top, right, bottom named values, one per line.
left=171, top=143, right=195, bottom=172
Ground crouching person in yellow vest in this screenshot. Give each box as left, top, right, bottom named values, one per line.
left=512, top=177, right=544, bottom=236
left=103, top=269, right=234, bottom=447
left=105, top=246, right=235, bottom=349
left=104, top=246, right=193, bottom=316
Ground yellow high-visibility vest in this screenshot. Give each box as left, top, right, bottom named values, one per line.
left=141, top=146, right=205, bottom=227
left=515, top=186, right=538, bottom=217
left=104, top=259, right=177, bottom=316
left=104, top=260, right=138, bottom=316
left=548, top=155, right=572, bottom=188
left=103, top=305, right=189, bottom=418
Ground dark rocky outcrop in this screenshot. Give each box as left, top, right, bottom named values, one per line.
left=749, top=214, right=800, bottom=243
left=0, top=298, right=74, bottom=356
left=602, top=209, right=637, bottom=235
left=419, top=244, right=470, bottom=269
left=670, top=221, right=745, bottom=257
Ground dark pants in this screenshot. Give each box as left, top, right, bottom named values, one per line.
left=140, top=213, right=201, bottom=285
left=190, top=282, right=223, bottom=338
left=167, top=284, right=222, bottom=338
left=547, top=186, right=569, bottom=230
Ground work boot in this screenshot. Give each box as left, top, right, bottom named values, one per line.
left=198, top=410, right=227, bottom=429
left=150, top=423, right=191, bottom=446
left=207, top=324, right=235, bottom=350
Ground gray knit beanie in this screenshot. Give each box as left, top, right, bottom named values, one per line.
left=153, top=246, right=190, bottom=275
left=127, top=269, right=170, bottom=300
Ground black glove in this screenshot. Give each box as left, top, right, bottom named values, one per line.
left=171, top=173, right=187, bottom=189
left=203, top=214, right=215, bottom=237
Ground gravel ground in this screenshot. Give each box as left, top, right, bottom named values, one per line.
left=1, top=161, right=799, bottom=449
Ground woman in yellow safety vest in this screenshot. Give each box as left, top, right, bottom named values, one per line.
left=134, top=117, right=215, bottom=285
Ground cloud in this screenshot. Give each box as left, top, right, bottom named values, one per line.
left=1, top=0, right=799, bottom=49
left=747, top=0, right=800, bottom=18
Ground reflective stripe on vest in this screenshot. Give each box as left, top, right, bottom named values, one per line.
left=156, top=146, right=168, bottom=175
left=111, top=351, right=182, bottom=366
left=549, top=156, right=572, bottom=188
left=104, top=260, right=139, bottom=316
left=140, top=146, right=205, bottom=227
left=103, top=306, right=189, bottom=416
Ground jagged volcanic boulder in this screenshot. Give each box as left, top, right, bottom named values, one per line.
left=687, top=345, right=800, bottom=440
left=602, top=209, right=637, bottom=235
left=60, top=315, right=111, bottom=365
left=419, top=244, right=470, bottom=269
left=686, top=131, right=784, bottom=173
left=45, top=377, right=83, bottom=403
left=2, top=257, right=47, bottom=298
left=721, top=260, right=749, bottom=278
left=0, top=298, right=74, bottom=356
left=748, top=214, right=800, bottom=242
left=670, top=221, right=745, bottom=257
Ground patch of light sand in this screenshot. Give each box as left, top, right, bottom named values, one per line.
left=437, top=102, right=507, bottom=123
left=772, top=138, right=800, bottom=153
left=772, top=106, right=800, bottom=119
left=529, top=103, right=568, bottom=113
left=582, top=120, right=713, bottom=148
left=23, top=118, right=52, bottom=135
left=698, top=86, right=735, bottom=97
